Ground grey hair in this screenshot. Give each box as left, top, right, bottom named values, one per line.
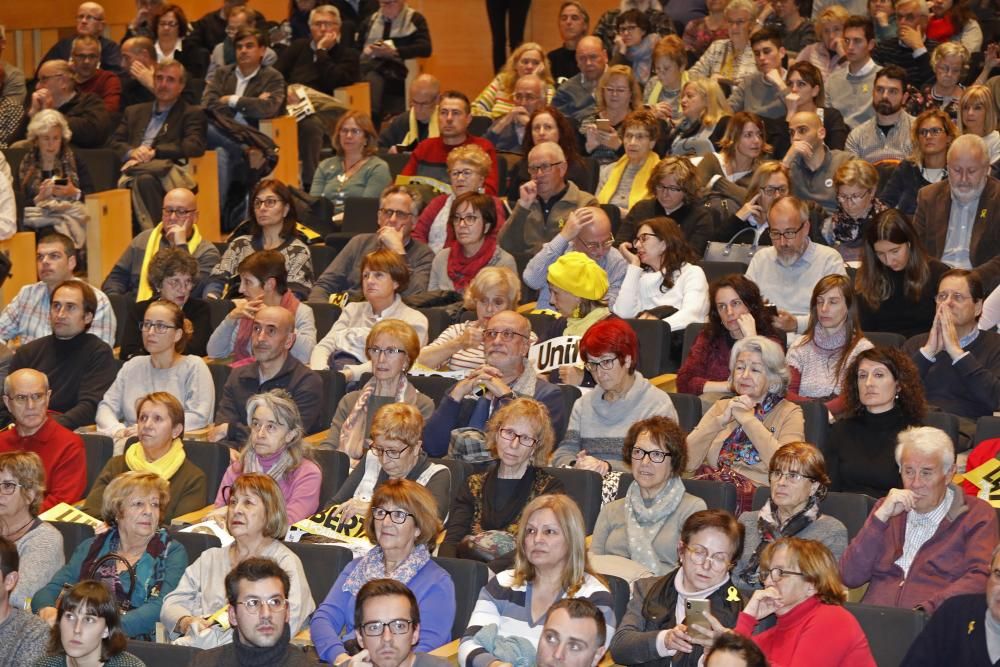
left=896, top=0, right=930, bottom=15
left=948, top=133, right=990, bottom=166
left=530, top=141, right=567, bottom=163
left=71, top=34, right=102, bottom=54
left=894, top=426, right=955, bottom=471
left=725, top=0, right=756, bottom=17
left=309, top=4, right=341, bottom=23
left=379, top=183, right=423, bottom=216
left=729, top=335, right=790, bottom=395
left=27, top=109, right=72, bottom=144
left=3, top=369, right=50, bottom=397
left=769, top=194, right=810, bottom=224
left=155, top=57, right=187, bottom=84
left=242, top=389, right=307, bottom=473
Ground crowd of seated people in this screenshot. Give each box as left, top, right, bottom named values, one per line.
left=4, top=0, right=1000, bottom=663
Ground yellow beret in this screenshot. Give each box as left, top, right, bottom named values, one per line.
left=547, top=251, right=609, bottom=301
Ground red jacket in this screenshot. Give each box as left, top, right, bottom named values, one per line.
left=0, top=417, right=87, bottom=511
left=412, top=193, right=507, bottom=246
left=401, top=135, right=500, bottom=195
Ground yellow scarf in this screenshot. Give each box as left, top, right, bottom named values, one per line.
left=125, top=437, right=186, bottom=480
left=597, top=152, right=660, bottom=210
left=645, top=71, right=689, bottom=105
left=137, top=223, right=204, bottom=302
left=401, top=107, right=440, bottom=147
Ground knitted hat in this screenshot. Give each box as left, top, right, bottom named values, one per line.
left=547, top=251, right=609, bottom=301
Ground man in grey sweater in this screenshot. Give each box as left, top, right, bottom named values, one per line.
left=728, top=28, right=789, bottom=120
left=0, top=536, right=49, bottom=666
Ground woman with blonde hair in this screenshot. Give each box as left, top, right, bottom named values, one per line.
left=212, top=389, right=322, bottom=524
left=821, top=159, right=888, bottom=263
left=161, top=473, right=314, bottom=648
left=439, top=398, right=563, bottom=567
left=418, top=266, right=523, bottom=372
left=668, top=78, right=731, bottom=156
left=0, top=451, right=63, bottom=609
left=596, top=109, right=662, bottom=213
left=311, top=111, right=391, bottom=215
left=795, top=6, right=850, bottom=77
left=459, top=493, right=616, bottom=665
left=882, top=108, right=958, bottom=216
left=957, top=84, right=1000, bottom=163
left=582, top=64, right=643, bottom=165
left=688, top=0, right=757, bottom=85
left=473, top=42, right=555, bottom=118
left=908, top=42, right=970, bottom=121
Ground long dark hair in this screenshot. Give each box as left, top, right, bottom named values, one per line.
left=522, top=105, right=583, bottom=166
left=855, top=209, right=932, bottom=309
left=637, top=217, right=698, bottom=292
left=841, top=346, right=927, bottom=422
left=248, top=178, right=298, bottom=240
left=799, top=274, right=866, bottom=382
left=706, top=274, right=782, bottom=341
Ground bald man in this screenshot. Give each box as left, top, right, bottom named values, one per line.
left=782, top=110, right=851, bottom=214
left=0, top=369, right=86, bottom=511
left=553, top=35, right=608, bottom=122
left=39, top=2, right=123, bottom=74
left=209, top=306, right=323, bottom=448
left=378, top=73, right=441, bottom=151
left=102, top=188, right=220, bottom=298
left=26, top=60, right=112, bottom=149
left=485, top=74, right=547, bottom=153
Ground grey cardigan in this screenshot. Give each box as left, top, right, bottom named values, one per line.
left=734, top=511, right=849, bottom=588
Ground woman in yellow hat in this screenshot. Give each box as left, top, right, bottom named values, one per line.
left=546, top=251, right=612, bottom=337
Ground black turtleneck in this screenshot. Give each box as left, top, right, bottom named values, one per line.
left=856, top=259, right=950, bottom=339
left=828, top=405, right=912, bottom=496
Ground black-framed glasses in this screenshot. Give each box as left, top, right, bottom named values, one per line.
left=0, top=481, right=23, bottom=495
left=761, top=567, right=805, bottom=582
left=378, top=207, right=413, bottom=220
left=372, top=507, right=415, bottom=524
left=583, top=357, right=618, bottom=372
left=655, top=184, right=684, bottom=195
left=767, top=222, right=806, bottom=240
left=253, top=197, right=282, bottom=210
left=483, top=329, right=529, bottom=341
left=140, top=321, right=178, bottom=333
left=634, top=232, right=659, bottom=245
left=452, top=213, right=481, bottom=228
left=761, top=185, right=788, bottom=196
left=371, top=444, right=411, bottom=459
left=163, top=207, right=196, bottom=218
left=236, top=597, right=288, bottom=613
left=526, top=161, right=564, bottom=175
left=769, top=470, right=813, bottom=483
left=631, top=447, right=671, bottom=463
left=498, top=427, right=538, bottom=448
left=361, top=619, right=413, bottom=636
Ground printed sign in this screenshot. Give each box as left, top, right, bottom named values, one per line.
left=529, top=335, right=581, bottom=373
left=40, top=503, right=101, bottom=527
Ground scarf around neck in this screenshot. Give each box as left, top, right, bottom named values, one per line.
left=717, top=392, right=782, bottom=468
left=830, top=198, right=888, bottom=245
left=243, top=447, right=296, bottom=485
left=597, top=152, right=659, bottom=210
left=626, top=475, right=686, bottom=575
left=125, top=437, right=186, bottom=480
left=447, top=238, right=499, bottom=292
left=364, top=6, right=418, bottom=48
left=739, top=496, right=820, bottom=586
left=402, top=107, right=440, bottom=147
left=344, top=543, right=431, bottom=595
left=339, top=374, right=418, bottom=460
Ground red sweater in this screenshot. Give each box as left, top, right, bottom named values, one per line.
left=735, top=597, right=876, bottom=667
left=401, top=135, right=499, bottom=195
left=77, top=69, right=122, bottom=114
left=412, top=193, right=507, bottom=245
left=0, top=418, right=87, bottom=511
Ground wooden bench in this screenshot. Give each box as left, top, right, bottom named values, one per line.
left=188, top=151, right=223, bottom=243
left=259, top=116, right=301, bottom=190
left=84, top=189, right=131, bottom=286
left=0, top=231, right=36, bottom=307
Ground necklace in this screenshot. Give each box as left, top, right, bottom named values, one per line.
left=1, top=516, right=34, bottom=540
left=336, top=156, right=369, bottom=184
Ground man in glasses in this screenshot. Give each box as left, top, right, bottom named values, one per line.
left=109, top=59, right=208, bottom=231
left=845, top=66, right=915, bottom=162
left=343, top=579, right=449, bottom=667
left=903, top=269, right=1000, bottom=440
left=0, top=369, right=86, bottom=511
left=310, top=184, right=433, bottom=301
left=400, top=90, right=500, bottom=195
left=70, top=35, right=119, bottom=114
left=38, top=2, right=123, bottom=74
left=841, top=426, right=997, bottom=615
left=553, top=36, right=608, bottom=122
left=378, top=74, right=441, bottom=152
left=24, top=59, right=113, bottom=149
left=500, top=142, right=598, bottom=258
left=423, top=310, right=567, bottom=457
left=484, top=74, right=547, bottom=153
left=745, top=196, right=846, bottom=333
left=782, top=110, right=851, bottom=214
left=3, top=280, right=116, bottom=430
left=0, top=231, right=115, bottom=347
left=190, top=557, right=311, bottom=666
left=913, top=134, right=1000, bottom=293
left=102, top=188, right=219, bottom=298
left=523, top=206, right=627, bottom=311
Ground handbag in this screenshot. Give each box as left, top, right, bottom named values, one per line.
left=703, top=226, right=760, bottom=265
left=457, top=529, right=517, bottom=563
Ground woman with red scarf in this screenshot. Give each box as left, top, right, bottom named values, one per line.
left=926, top=0, right=982, bottom=52
left=427, top=192, right=517, bottom=292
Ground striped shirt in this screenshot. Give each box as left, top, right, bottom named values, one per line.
left=844, top=113, right=914, bottom=163
left=895, top=487, right=954, bottom=576
left=459, top=570, right=616, bottom=667
left=0, top=280, right=116, bottom=347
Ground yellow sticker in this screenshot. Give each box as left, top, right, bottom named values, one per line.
left=862, top=84, right=869, bottom=93
left=981, top=209, right=988, bottom=219
left=726, top=586, right=741, bottom=602
left=969, top=620, right=976, bottom=635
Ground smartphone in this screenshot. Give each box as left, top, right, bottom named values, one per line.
left=595, top=118, right=613, bottom=133
left=763, top=303, right=779, bottom=318
left=684, top=598, right=711, bottom=630
left=53, top=177, right=69, bottom=186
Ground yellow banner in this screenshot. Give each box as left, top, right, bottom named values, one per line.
left=963, top=457, right=1000, bottom=507
left=39, top=503, right=102, bottom=526
left=293, top=504, right=368, bottom=542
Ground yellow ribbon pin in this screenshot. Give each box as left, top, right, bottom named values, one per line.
left=726, top=586, right=740, bottom=602
left=969, top=620, right=976, bottom=635
left=981, top=209, right=988, bottom=219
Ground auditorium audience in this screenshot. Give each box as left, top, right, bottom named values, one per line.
left=840, top=426, right=998, bottom=613
left=688, top=0, right=756, bottom=85
left=783, top=110, right=851, bottom=214
left=782, top=61, right=850, bottom=150
left=643, top=36, right=687, bottom=121
left=27, top=60, right=113, bottom=149
left=378, top=73, right=439, bottom=152
left=828, top=347, right=926, bottom=496
left=682, top=0, right=729, bottom=60
left=907, top=42, right=968, bottom=120
left=881, top=108, right=957, bottom=217
left=699, top=111, right=770, bottom=190
left=39, top=2, right=122, bottom=73
left=821, top=159, right=888, bottom=263
left=427, top=192, right=515, bottom=293
left=151, top=4, right=209, bottom=80
left=712, top=160, right=789, bottom=245
left=543, top=252, right=611, bottom=340
left=552, top=35, right=608, bottom=122
left=537, top=597, right=609, bottom=667
left=956, top=85, right=1000, bottom=164
left=548, top=2, right=588, bottom=81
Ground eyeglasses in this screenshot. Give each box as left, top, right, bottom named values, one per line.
left=526, top=161, right=564, bottom=175
left=513, top=92, right=539, bottom=102
left=769, top=470, right=813, bottom=483
left=684, top=544, right=731, bottom=570
left=378, top=208, right=413, bottom=220
left=449, top=168, right=476, bottom=180
left=761, top=567, right=805, bottom=582
left=484, top=329, right=529, bottom=341
left=631, top=447, right=671, bottom=463
left=655, top=184, right=684, bottom=195
left=236, top=597, right=289, bottom=614
left=372, top=507, right=415, bottom=523
left=311, top=20, right=339, bottom=28
left=583, top=357, right=618, bottom=372
left=578, top=237, right=614, bottom=251
left=140, top=321, right=178, bottom=333
left=253, top=197, right=282, bottom=210
left=371, top=444, right=411, bottom=459
left=76, top=13, right=103, bottom=21
left=761, top=185, right=789, bottom=196
left=162, top=277, right=194, bottom=291
left=498, top=427, right=539, bottom=448
left=158, top=19, right=179, bottom=27
left=836, top=189, right=871, bottom=205
left=367, top=346, right=407, bottom=358
left=452, top=214, right=481, bottom=227
left=767, top=222, right=806, bottom=240
left=163, top=207, right=196, bottom=218
left=633, top=232, right=659, bottom=245
left=617, top=24, right=640, bottom=33
left=624, top=132, right=650, bottom=142
left=361, top=619, right=413, bottom=636
left=935, top=291, right=972, bottom=303
left=5, top=392, right=46, bottom=406
left=339, top=127, right=364, bottom=137
left=0, top=481, right=23, bottom=496
left=918, top=126, right=945, bottom=137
